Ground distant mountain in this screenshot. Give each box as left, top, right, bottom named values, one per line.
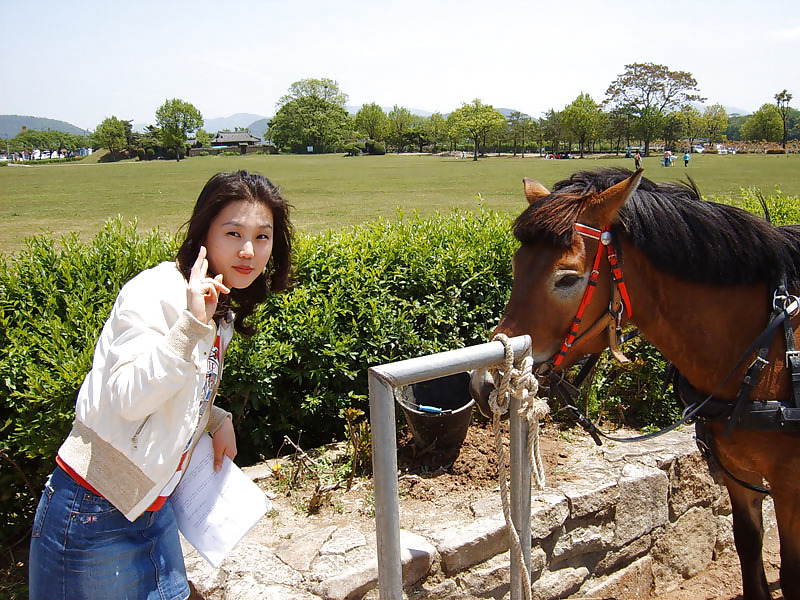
left=0, top=115, right=90, bottom=139
left=724, top=105, right=752, bottom=117
left=204, top=113, right=266, bottom=134
left=345, top=105, right=433, bottom=117
left=247, top=118, right=270, bottom=139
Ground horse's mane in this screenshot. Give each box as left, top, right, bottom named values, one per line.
left=514, top=167, right=800, bottom=289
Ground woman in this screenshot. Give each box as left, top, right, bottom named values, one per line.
left=29, top=171, right=293, bottom=600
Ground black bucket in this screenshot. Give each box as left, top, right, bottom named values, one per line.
left=395, top=372, right=474, bottom=452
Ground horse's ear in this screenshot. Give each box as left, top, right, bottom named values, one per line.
left=523, top=177, right=550, bottom=204
left=585, top=168, right=643, bottom=223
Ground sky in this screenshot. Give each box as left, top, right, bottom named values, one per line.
left=2, top=0, right=799, bottom=132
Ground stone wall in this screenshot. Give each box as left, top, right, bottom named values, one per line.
left=185, top=428, right=776, bottom=599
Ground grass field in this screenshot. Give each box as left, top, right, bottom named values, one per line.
left=1, top=152, right=797, bottom=255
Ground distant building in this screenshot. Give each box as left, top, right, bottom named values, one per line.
left=211, top=131, right=262, bottom=154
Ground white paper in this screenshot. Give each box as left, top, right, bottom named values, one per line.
left=171, top=433, right=270, bottom=567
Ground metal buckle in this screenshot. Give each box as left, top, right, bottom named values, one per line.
left=787, top=350, right=800, bottom=368
left=774, top=289, right=800, bottom=316
left=748, top=355, right=770, bottom=371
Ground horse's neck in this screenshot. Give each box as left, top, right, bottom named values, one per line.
left=622, top=244, right=778, bottom=400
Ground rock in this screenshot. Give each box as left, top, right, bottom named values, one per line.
left=314, top=530, right=435, bottom=600
left=276, top=525, right=337, bottom=572
left=651, top=506, right=718, bottom=592
left=613, top=463, right=669, bottom=546
left=531, top=566, right=589, bottom=600
left=578, top=555, right=654, bottom=599
left=429, top=514, right=508, bottom=575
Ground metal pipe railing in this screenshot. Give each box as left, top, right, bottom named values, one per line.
left=368, top=335, right=532, bottom=599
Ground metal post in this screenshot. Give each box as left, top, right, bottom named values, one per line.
left=368, top=373, right=403, bottom=599
left=368, top=335, right=532, bottom=599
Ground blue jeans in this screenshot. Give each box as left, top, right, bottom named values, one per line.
left=29, top=465, right=189, bottom=600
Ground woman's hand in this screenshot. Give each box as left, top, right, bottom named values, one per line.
left=211, top=417, right=237, bottom=472
left=187, top=246, right=230, bottom=324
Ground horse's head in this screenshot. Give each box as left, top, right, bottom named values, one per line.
left=470, top=168, right=643, bottom=417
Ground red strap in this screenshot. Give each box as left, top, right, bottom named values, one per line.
left=552, top=233, right=605, bottom=368
left=606, top=240, right=633, bottom=318
left=552, top=224, right=633, bottom=367
left=56, top=456, right=168, bottom=512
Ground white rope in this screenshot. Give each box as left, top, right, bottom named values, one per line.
left=488, top=333, right=549, bottom=600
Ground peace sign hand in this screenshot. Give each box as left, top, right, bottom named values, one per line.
left=187, top=246, right=230, bottom=324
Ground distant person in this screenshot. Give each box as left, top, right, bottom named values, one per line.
left=684, top=151, right=690, bottom=167
left=634, top=151, right=641, bottom=170
left=663, top=150, right=670, bottom=167
left=28, top=170, right=295, bottom=600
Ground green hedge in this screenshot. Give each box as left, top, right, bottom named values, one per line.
left=0, top=221, right=178, bottom=547
left=0, top=209, right=516, bottom=545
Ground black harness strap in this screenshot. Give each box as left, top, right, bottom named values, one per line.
left=781, top=284, right=800, bottom=411
left=695, top=420, right=772, bottom=496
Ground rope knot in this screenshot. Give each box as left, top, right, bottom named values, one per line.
left=487, top=334, right=548, bottom=600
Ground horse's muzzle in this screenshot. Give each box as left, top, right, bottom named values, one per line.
left=469, top=367, right=496, bottom=418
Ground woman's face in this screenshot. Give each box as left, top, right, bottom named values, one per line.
left=204, top=200, right=274, bottom=289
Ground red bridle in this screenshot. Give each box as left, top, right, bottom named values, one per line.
left=551, top=223, right=633, bottom=368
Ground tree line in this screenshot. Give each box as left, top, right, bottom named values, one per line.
left=4, top=64, right=797, bottom=161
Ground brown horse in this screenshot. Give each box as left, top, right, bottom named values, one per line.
left=471, top=167, right=800, bottom=600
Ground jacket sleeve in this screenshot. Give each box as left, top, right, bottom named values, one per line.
left=98, top=271, right=216, bottom=421
left=208, top=405, right=232, bottom=434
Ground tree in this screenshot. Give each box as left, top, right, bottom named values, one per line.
left=662, top=111, right=685, bottom=151
left=446, top=111, right=466, bottom=152
left=448, top=99, right=506, bottom=160
left=269, top=95, right=351, bottom=153
left=93, top=116, right=128, bottom=155
left=540, top=109, right=563, bottom=154
left=270, top=78, right=352, bottom=153
left=604, top=62, right=703, bottom=156
left=775, top=90, right=793, bottom=149
left=424, top=112, right=448, bottom=154
left=278, top=77, right=348, bottom=109
left=703, top=104, right=728, bottom=145
left=196, top=128, right=212, bottom=148
left=155, top=99, right=203, bottom=161
left=605, top=107, right=633, bottom=155
left=677, top=104, right=704, bottom=151
left=561, top=93, right=604, bottom=157
left=354, top=103, right=389, bottom=142
left=741, top=103, right=783, bottom=142
left=387, top=106, right=413, bottom=153
left=408, top=114, right=429, bottom=153
left=507, top=111, right=534, bottom=156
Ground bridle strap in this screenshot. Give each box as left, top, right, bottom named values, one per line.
left=551, top=223, right=632, bottom=369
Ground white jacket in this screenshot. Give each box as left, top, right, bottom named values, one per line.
left=58, top=262, right=234, bottom=521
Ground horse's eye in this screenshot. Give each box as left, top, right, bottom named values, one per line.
left=554, top=274, right=582, bottom=289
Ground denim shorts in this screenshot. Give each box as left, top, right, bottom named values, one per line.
left=29, top=465, right=189, bottom=600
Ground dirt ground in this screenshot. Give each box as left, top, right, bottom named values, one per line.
left=260, top=416, right=784, bottom=599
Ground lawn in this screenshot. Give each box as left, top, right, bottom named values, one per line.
left=1, top=152, right=797, bottom=255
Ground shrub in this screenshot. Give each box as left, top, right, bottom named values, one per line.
left=366, top=140, right=386, bottom=155
left=715, top=188, right=800, bottom=226
left=222, top=208, right=517, bottom=461
left=343, top=142, right=363, bottom=157
left=0, top=219, right=177, bottom=547
left=766, top=148, right=787, bottom=154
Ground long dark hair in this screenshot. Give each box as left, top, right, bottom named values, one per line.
left=176, top=170, right=294, bottom=335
